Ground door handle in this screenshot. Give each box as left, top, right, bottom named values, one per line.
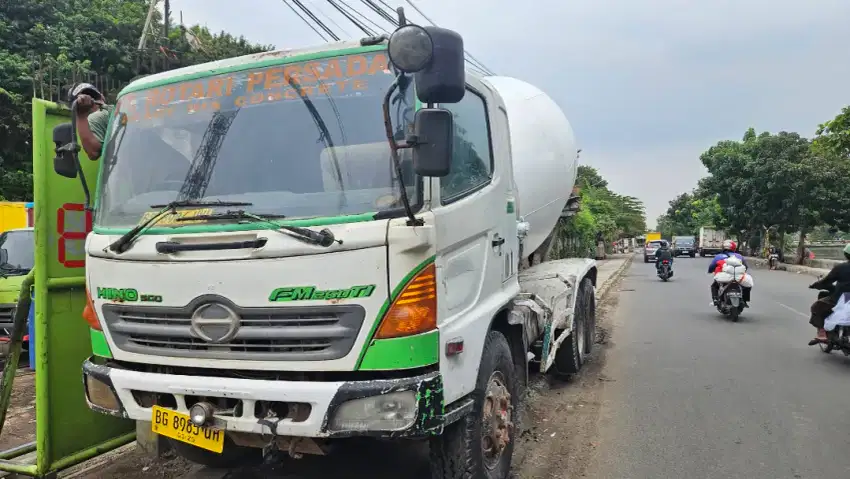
left=492, top=235, right=505, bottom=248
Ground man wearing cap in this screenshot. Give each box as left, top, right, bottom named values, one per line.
left=69, top=83, right=113, bottom=160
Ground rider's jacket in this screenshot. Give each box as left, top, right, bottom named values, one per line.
left=708, top=251, right=747, bottom=274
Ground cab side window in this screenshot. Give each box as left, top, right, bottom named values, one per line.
left=440, top=89, right=493, bottom=203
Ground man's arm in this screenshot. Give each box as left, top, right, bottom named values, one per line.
left=810, top=267, right=840, bottom=290
left=74, top=103, right=109, bottom=160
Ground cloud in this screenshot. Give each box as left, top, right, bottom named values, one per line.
left=169, top=0, right=850, bottom=224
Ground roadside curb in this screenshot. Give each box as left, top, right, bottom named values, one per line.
left=596, top=254, right=633, bottom=301
left=746, top=257, right=829, bottom=278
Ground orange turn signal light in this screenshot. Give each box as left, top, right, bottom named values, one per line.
left=375, top=263, right=437, bottom=339
left=83, top=287, right=101, bottom=331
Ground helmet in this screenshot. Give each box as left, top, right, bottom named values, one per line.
left=67, top=82, right=104, bottom=103
left=723, top=239, right=736, bottom=251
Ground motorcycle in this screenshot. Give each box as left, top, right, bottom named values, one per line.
left=716, top=280, right=745, bottom=321
left=657, top=260, right=672, bottom=282
left=768, top=253, right=779, bottom=270
left=812, top=290, right=850, bottom=356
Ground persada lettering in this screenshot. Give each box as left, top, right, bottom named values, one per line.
left=119, top=52, right=389, bottom=122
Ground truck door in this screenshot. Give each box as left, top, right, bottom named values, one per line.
left=434, top=86, right=518, bottom=402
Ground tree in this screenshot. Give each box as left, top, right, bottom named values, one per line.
left=664, top=126, right=850, bottom=261
left=814, top=105, right=850, bottom=160
left=655, top=187, right=724, bottom=239
left=574, top=166, right=646, bottom=241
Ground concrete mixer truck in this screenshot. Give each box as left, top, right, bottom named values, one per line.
left=51, top=20, right=596, bottom=478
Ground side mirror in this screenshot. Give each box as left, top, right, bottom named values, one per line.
left=414, top=26, right=465, bottom=104
left=412, top=108, right=453, bottom=177
left=53, top=123, right=78, bottom=178
left=0, top=249, right=8, bottom=266
left=386, top=24, right=466, bottom=104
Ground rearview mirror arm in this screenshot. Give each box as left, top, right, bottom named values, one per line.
left=382, top=73, right=424, bottom=227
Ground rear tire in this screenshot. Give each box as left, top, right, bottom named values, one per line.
left=729, top=307, right=740, bottom=322
left=554, top=278, right=595, bottom=375
left=430, top=330, right=517, bottom=479
left=169, top=437, right=262, bottom=469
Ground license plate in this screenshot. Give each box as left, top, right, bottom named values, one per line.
left=151, top=406, right=224, bottom=453
left=728, top=292, right=742, bottom=298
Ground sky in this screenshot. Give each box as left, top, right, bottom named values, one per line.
left=168, top=0, right=850, bottom=227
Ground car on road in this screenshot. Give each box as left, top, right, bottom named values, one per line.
left=672, top=236, right=697, bottom=257
left=644, top=240, right=665, bottom=263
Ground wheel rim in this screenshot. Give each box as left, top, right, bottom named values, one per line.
left=481, top=372, right=513, bottom=470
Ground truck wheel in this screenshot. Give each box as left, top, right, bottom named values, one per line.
left=169, top=436, right=261, bottom=469
left=553, top=278, right=594, bottom=376
left=430, top=330, right=517, bottom=479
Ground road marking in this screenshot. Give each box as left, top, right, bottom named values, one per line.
left=778, top=302, right=808, bottom=318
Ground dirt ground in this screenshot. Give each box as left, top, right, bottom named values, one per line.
left=5, top=270, right=627, bottom=479
left=0, top=370, right=36, bottom=452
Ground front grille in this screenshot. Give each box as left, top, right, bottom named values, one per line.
left=101, top=296, right=366, bottom=361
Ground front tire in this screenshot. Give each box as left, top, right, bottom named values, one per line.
left=430, top=330, right=518, bottom=479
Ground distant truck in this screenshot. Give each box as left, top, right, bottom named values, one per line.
left=698, top=227, right=726, bottom=257
left=671, top=235, right=696, bottom=258
left=0, top=202, right=30, bottom=234
left=645, top=232, right=661, bottom=243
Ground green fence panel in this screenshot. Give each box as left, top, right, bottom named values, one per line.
left=31, top=99, right=134, bottom=475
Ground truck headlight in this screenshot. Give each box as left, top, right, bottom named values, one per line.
left=85, top=374, right=121, bottom=413
left=328, top=391, right=417, bottom=432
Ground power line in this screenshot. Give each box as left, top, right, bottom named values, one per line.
left=291, top=0, right=341, bottom=41
left=361, top=0, right=398, bottom=25
left=338, top=0, right=390, bottom=34
left=402, top=0, right=496, bottom=75
left=282, top=0, right=329, bottom=41
left=308, top=0, right=354, bottom=38
left=327, top=0, right=376, bottom=36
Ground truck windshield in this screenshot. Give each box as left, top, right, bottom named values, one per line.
left=0, top=230, right=34, bottom=273
left=96, top=51, right=415, bottom=229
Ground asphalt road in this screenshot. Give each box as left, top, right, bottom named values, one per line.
left=587, top=255, right=850, bottom=479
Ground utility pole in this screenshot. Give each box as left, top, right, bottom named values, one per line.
left=162, top=0, right=170, bottom=70
left=138, top=0, right=159, bottom=51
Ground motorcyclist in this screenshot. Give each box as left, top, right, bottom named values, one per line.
left=68, top=83, right=112, bottom=160
left=655, top=240, right=674, bottom=273
left=708, top=240, right=752, bottom=306
left=807, top=243, right=850, bottom=344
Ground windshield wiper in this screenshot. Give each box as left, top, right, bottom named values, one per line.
left=178, top=210, right=342, bottom=248
left=108, top=200, right=254, bottom=254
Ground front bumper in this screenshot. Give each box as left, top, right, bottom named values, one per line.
left=82, top=358, right=445, bottom=439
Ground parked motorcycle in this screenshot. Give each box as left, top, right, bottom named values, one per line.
left=657, top=260, right=672, bottom=282
left=716, top=280, right=745, bottom=321
left=768, top=253, right=779, bottom=270
left=812, top=290, right=850, bottom=356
